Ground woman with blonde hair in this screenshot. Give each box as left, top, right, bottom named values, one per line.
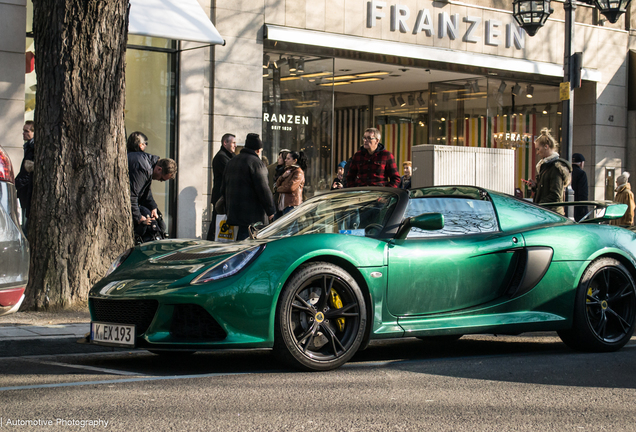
left=610, top=171, right=635, bottom=226
left=525, top=128, right=572, bottom=215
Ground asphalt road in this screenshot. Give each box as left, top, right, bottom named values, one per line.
left=1, top=334, right=635, bottom=431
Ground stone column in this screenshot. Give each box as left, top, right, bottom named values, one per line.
left=203, top=0, right=266, bottom=239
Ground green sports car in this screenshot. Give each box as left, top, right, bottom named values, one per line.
left=88, top=186, right=636, bottom=371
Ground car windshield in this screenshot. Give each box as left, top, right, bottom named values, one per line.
left=257, top=190, right=399, bottom=239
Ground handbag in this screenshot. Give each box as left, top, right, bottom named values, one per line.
left=214, top=214, right=237, bottom=242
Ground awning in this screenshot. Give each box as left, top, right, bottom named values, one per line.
left=265, top=25, right=601, bottom=82
left=129, top=0, right=225, bottom=45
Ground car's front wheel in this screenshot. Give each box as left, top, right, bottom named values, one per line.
left=274, top=262, right=367, bottom=371
left=558, top=257, right=636, bottom=352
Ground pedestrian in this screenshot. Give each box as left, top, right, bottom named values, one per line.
left=275, top=151, right=307, bottom=216
left=15, top=121, right=35, bottom=234
left=128, top=152, right=177, bottom=237
left=267, top=148, right=291, bottom=191
left=331, top=161, right=346, bottom=190
left=126, top=131, right=148, bottom=153
left=206, top=133, right=236, bottom=240
left=345, top=128, right=400, bottom=188
left=610, top=171, right=635, bottom=227
left=400, top=161, right=412, bottom=189
left=571, top=153, right=589, bottom=221
left=220, top=133, right=276, bottom=241
left=525, top=128, right=572, bottom=215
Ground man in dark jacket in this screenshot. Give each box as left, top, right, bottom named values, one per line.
left=571, top=153, right=589, bottom=221
left=346, top=128, right=400, bottom=188
left=206, top=133, right=236, bottom=240
left=128, top=151, right=177, bottom=229
left=220, top=133, right=275, bottom=241
left=15, top=121, right=35, bottom=234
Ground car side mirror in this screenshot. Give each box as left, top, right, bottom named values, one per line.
left=396, top=213, right=445, bottom=240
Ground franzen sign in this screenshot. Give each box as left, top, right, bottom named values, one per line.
left=263, top=113, right=309, bottom=131
left=367, top=1, right=525, bottom=50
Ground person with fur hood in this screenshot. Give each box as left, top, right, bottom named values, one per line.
left=275, top=150, right=308, bottom=216
left=610, top=171, right=635, bottom=226
left=525, top=128, right=572, bottom=215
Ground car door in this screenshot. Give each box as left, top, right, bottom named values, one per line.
left=386, top=196, right=523, bottom=316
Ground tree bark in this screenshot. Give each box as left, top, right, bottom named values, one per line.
left=25, top=0, right=133, bottom=309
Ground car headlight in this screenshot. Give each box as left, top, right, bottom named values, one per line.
left=191, top=244, right=265, bottom=284
left=105, top=248, right=133, bottom=277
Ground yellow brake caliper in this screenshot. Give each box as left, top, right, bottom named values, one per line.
left=329, top=289, right=345, bottom=331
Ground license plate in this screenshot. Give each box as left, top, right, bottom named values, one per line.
left=91, top=322, right=135, bottom=347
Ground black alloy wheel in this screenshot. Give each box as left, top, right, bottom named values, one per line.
left=275, top=262, right=367, bottom=371
left=558, top=257, right=636, bottom=352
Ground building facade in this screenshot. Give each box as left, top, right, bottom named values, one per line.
left=2, top=0, right=636, bottom=238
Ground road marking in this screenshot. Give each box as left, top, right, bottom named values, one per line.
left=0, top=371, right=256, bottom=393
left=26, top=359, right=144, bottom=377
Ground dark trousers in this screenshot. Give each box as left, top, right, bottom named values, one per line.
left=236, top=225, right=250, bottom=241
left=206, top=208, right=218, bottom=241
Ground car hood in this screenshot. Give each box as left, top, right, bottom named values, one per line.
left=97, top=239, right=269, bottom=289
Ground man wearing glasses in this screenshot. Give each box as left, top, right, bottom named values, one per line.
left=346, top=128, right=400, bottom=188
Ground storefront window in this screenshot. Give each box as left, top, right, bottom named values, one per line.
left=24, top=9, right=178, bottom=233
left=374, top=92, right=429, bottom=168
left=262, top=53, right=334, bottom=195
left=261, top=50, right=563, bottom=199
left=125, top=36, right=178, bottom=234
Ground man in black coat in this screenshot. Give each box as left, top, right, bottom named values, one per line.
left=571, top=153, right=589, bottom=222
left=220, top=133, right=275, bottom=241
left=15, top=121, right=35, bottom=234
left=128, top=151, right=177, bottom=229
left=206, top=133, right=236, bottom=240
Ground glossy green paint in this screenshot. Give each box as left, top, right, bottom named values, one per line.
left=386, top=232, right=523, bottom=315
left=90, top=233, right=389, bottom=348
left=89, top=186, right=636, bottom=353
left=398, top=260, right=582, bottom=336
left=489, top=192, right=568, bottom=232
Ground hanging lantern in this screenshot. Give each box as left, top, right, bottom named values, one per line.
left=593, top=0, right=632, bottom=23
left=512, top=0, right=553, bottom=37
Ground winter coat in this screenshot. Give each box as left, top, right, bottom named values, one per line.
left=400, top=175, right=412, bottom=190
left=211, top=145, right=234, bottom=205
left=571, top=164, right=589, bottom=221
left=533, top=154, right=572, bottom=215
left=221, top=148, right=276, bottom=227
left=345, top=143, right=400, bottom=188
left=610, top=183, right=635, bottom=226
left=276, top=165, right=305, bottom=209
left=128, top=151, right=160, bottom=224
left=15, top=139, right=34, bottom=218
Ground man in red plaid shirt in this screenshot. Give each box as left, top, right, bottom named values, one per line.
left=346, top=128, right=400, bottom=188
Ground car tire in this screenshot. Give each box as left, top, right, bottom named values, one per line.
left=558, top=257, right=636, bottom=352
left=274, top=262, right=367, bottom=371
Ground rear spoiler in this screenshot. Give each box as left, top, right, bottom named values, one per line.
left=540, top=201, right=627, bottom=223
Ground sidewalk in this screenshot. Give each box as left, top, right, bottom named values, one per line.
left=0, top=310, right=91, bottom=343
left=0, top=323, right=89, bottom=341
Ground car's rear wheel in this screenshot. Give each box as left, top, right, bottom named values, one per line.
left=274, top=262, right=367, bottom=371
left=558, top=257, right=636, bottom=352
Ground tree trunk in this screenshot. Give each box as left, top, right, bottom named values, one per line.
left=25, top=0, right=133, bottom=309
